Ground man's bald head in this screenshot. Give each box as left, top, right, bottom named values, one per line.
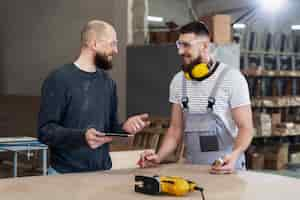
left=80, top=20, right=116, bottom=47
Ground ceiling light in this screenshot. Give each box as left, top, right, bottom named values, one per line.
left=260, top=0, right=286, bottom=13
left=292, top=25, right=300, bottom=30
left=147, top=16, right=164, bottom=22
left=233, top=23, right=246, bottom=29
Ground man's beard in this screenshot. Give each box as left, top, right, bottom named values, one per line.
left=182, top=56, right=202, bottom=72
left=94, top=52, right=113, bottom=71
left=181, top=55, right=213, bottom=72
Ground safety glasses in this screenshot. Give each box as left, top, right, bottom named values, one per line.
left=175, top=39, right=205, bottom=49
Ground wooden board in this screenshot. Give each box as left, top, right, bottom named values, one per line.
left=0, top=164, right=299, bottom=200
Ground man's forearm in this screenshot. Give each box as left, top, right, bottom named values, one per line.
left=38, top=123, right=86, bottom=148
left=233, top=127, right=253, bottom=155
left=157, top=127, right=182, bottom=162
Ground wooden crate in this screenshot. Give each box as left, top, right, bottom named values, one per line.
left=249, top=153, right=265, bottom=170
left=264, top=144, right=289, bottom=170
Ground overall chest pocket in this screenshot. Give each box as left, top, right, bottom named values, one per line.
left=184, top=113, right=220, bottom=152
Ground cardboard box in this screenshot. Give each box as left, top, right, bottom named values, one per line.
left=253, top=112, right=272, bottom=136
left=249, top=153, right=265, bottom=170
left=200, top=15, right=232, bottom=44
left=264, top=144, right=289, bottom=170
left=271, top=113, right=281, bottom=127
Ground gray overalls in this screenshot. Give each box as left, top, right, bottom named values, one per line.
left=181, top=66, right=245, bottom=170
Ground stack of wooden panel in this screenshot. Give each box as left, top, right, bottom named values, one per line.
left=253, top=112, right=272, bottom=137
left=253, top=111, right=300, bottom=137
left=273, top=123, right=295, bottom=136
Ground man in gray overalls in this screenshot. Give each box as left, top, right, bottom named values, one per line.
left=139, top=21, right=253, bottom=174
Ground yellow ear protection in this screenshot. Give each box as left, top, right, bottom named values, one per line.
left=182, top=61, right=220, bottom=81
left=183, top=63, right=209, bottom=80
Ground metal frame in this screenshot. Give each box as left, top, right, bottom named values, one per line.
left=0, top=141, right=48, bottom=177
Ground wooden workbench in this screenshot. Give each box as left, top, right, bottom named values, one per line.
left=0, top=164, right=299, bottom=200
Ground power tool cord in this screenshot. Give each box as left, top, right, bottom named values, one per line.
left=195, top=186, right=205, bottom=200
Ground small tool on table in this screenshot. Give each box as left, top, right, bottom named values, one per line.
left=135, top=175, right=205, bottom=199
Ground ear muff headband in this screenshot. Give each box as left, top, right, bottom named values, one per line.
left=183, top=62, right=220, bottom=81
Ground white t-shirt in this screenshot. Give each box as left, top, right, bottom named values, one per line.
left=169, top=63, right=251, bottom=137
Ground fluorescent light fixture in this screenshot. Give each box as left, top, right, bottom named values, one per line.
left=260, top=0, right=285, bottom=13
left=233, top=23, right=246, bottom=29
left=147, top=16, right=164, bottom=22
left=292, top=25, right=300, bottom=30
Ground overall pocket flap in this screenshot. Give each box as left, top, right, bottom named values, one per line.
left=184, top=113, right=216, bottom=132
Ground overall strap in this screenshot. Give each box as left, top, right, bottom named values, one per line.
left=207, top=66, right=232, bottom=111
left=181, top=72, right=189, bottom=112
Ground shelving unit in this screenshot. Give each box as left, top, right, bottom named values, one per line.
left=242, top=46, right=300, bottom=169
left=251, top=96, right=300, bottom=108
left=243, top=69, right=300, bottom=78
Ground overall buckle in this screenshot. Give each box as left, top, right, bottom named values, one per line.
left=181, top=96, right=189, bottom=111
left=207, top=97, right=215, bottom=111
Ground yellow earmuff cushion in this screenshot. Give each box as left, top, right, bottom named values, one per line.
left=191, top=63, right=209, bottom=78
left=184, top=72, right=192, bottom=80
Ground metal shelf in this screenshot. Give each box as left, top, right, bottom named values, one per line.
left=252, top=96, right=300, bottom=108
left=243, top=69, right=300, bottom=78
left=253, top=134, right=300, bottom=145
left=241, top=50, right=300, bottom=57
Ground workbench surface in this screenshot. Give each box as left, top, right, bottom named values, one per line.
left=0, top=164, right=299, bottom=200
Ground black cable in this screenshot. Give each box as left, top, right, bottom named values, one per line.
left=195, top=186, right=205, bottom=200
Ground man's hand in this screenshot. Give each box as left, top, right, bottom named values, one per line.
left=210, top=151, right=240, bottom=174
left=137, top=149, right=161, bottom=168
left=85, top=128, right=112, bottom=149
left=122, top=113, right=150, bottom=134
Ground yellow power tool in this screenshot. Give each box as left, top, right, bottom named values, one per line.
left=135, top=175, right=205, bottom=199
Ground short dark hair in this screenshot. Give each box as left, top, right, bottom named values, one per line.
left=179, top=21, right=210, bottom=37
